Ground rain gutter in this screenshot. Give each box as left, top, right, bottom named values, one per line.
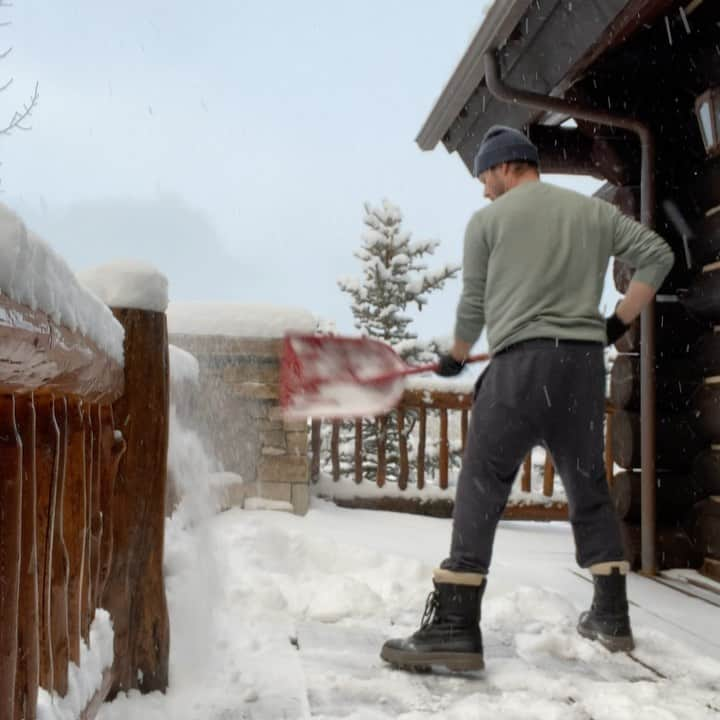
left=484, top=50, right=658, bottom=575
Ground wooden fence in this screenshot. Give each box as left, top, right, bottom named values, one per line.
left=0, top=295, right=170, bottom=719
left=310, top=386, right=616, bottom=521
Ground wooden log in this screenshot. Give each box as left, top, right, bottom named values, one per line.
left=354, top=419, right=362, bottom=484
left=330, top=421, right=340, bottom=481
left=701, top=557, right=720, bottom=583
left=14, top=396, right=38, bottom=720
left=692, top=450, right=720, bottom=498
left=63, top=400, right=85, bottom=668
left=620, top=522, right=703, bottom=570
left=50, top=397, right=70, bottom=697
left=693, top=497, right=720, bottom=558
left=376, top=416, right=387, bottom=488
left=103, top=308, right=170, bottom=696
left=0, top=294, right=123, bottom=402
left=417, top=407, right=426, bottom=490
left=610, top=471, right=706, bottom=522
left=310, top=420, right=321, bottom=483
left=0, top=396, right=22, bottom=720
left=35, top=396, right=59, bottom=692
left=690, top=380, right=720, bottom=442
left=692, top=209, right=720, bottom=267
left=609, top=354, right=697, bottom=412
left=682, top=266, right=720, bottom=321
left=611, top=410, right=701, bottom=471
left=401, top=388, right=472, bottom=411
left=680, top=330, right=720, bottom=378
left=397, top=410, right=408, bottom=491
left=439, top=408, right=449, bottom=490
left=613, top=259, right=635, bottom=295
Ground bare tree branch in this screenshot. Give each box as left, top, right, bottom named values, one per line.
left=0, top=46, right=12, bottom=61
left=0, top=81, right=39, bottom=135
left=0, top=77, right=12, bottom=93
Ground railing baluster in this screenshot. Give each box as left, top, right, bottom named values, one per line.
left=15, top=395, right=38, bottom=720
left=439, top=408, right=449, bottom=490
left=354, top=419, right=362, bottom=484
left=90, top=405, right=103, bottom=613
left=63, top=400, right=85, bottom=669
left=398, top=409, right=408, bottom=491
left=521, top=452, right=532, bottom=493
left=310, top=420, right=321, bottom=483
left=543, top=452, right=555, bottom=497
left=331, top=421, right=340, bottom=481
left=0, top=395, right=22, bottom=720
left=82, top=406, right=94, bottom=643
left=51, top=396, right=70, bottom=697
left=461, top=409, right=469, bottom=452
left=376, top=416, right=387, bottom=488
left=417, top=406, right=426, bottom=490
left=35, top=395, right=59, bottom=693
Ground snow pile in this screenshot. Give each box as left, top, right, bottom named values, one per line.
left=77, top=260, right=168, bottom=313
left=38, top=610, right=114, bottom=720
left=0, top=205, right=124, bottom=363
left=169, top=344, right=200, bottom=385
left=167, top=302, right=317, bottom=338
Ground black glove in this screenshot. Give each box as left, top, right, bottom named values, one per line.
left=605, top=313, right=630, bottom=346
left=436, top=353, right=465, bottom=377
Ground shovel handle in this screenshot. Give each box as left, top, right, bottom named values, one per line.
left=362, top=352, right=490, bottom=384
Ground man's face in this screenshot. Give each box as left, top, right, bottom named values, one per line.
left=479, top=164, right=508, bottom=201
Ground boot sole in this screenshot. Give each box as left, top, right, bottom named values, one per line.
left=577, top=624, right=635, bottom=653
left=380, top=645, right=484, bottom=672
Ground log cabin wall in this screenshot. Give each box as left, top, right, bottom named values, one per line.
left=0, top=295, right=172, bottom=718
left=583, top=1, right=720, bottom=575
left=169, top=334, right=310, bottom=514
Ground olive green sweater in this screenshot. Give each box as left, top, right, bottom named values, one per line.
left=454, top=181, right=675, bottom=353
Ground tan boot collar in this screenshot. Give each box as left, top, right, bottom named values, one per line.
left=589, top=561, right=630, bottom=576
left=433, top=568, right=486, bottom=587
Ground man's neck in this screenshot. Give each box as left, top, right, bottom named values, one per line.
left=506, top=173, right=540, bottom=192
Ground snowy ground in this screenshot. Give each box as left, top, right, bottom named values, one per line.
left=97, top=498, right=720, bottom=720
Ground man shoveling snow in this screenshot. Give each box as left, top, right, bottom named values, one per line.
left=380, top=125, right=675, bottom=672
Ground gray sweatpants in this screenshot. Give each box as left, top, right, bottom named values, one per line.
left=442, top=339, right=625, bottom=574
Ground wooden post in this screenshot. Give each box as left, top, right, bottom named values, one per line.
left=89, top=405, right=103, bottom=613
left=439, top=408, right=449, bottom=490
left=103, top=308, right=170, bottom=696
left=15, top=395, right=38, bottom=720
left=354, top=419, right=362, bottom=484
left=35, top=395, right=59, bottom=693
left=50, top=397, right=70, bottom=697
left=542, top=452, right=555, bottom=497
left=461, top=409, right=469, bottom=452
left=63, top=400, right=85, bottom=668
left=81, top=406, right=94, bottom=643
left=521, top=453, right=532, bottom=493
left=310, top=420, right=321, bottom=483
left=417, top=407, right=426, bottom=490
left=398, top=410, right=409, bottom=491
left=331, top=421, right=340, bottom=481
left=0, top=395, right=22, bottom=720
left=376, top=416, right=387, bottom=488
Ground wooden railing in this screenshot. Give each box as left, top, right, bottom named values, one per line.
left=310, top=386, right=616, bottom=519
left=0, top=295, right=170, bottom=719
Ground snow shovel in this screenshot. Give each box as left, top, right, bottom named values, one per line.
left=280, top=333, right=489, bottom=420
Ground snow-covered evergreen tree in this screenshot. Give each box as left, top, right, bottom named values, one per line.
left=336, top=199, right=460, bottom=481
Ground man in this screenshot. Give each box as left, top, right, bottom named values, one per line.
left=380, top=125, right=674, bottom=672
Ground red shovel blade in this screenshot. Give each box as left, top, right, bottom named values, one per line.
left=281, top=334, right=411, bottom=419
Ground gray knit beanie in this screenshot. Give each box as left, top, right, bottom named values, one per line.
left=472, top=125, right=539, bottom=177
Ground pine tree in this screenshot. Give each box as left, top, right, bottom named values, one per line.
left=336, top=199, right=460, bottom=482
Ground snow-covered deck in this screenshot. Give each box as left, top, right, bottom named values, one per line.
left=98, top=500, right=720, bottom=719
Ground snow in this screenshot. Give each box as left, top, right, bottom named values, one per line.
left=38, top=609, right=114, bottom=720
left=0, top=204, right=125, bottom=363
left=77, top=260, right=169, bottom=313
left=169, top=344, right=200, bottom=385
left=167, top=302, right=317, bottom=337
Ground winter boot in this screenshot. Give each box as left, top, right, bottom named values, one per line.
left=577, top=561, right=634, bottom=652
left=380, top=569, right=485, bottom=672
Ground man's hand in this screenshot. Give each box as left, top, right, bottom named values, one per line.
left=605, top=313, right=630, bottom=346
left=436, top=353, right=465, bottom=377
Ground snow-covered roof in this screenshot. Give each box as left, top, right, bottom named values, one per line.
left=167, top=303, right=317, bottom=338
left=0, top=204, right=125, bottom=364
left=77, top=260, right=169, bottom=313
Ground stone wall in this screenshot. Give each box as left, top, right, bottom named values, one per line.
left=169, top=334, right=310, bottom=514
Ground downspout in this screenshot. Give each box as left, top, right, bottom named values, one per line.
left=484, top=51, right=658, bottom=576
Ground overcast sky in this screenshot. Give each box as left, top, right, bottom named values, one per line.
left=1, top=1, right=609, bottom=348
